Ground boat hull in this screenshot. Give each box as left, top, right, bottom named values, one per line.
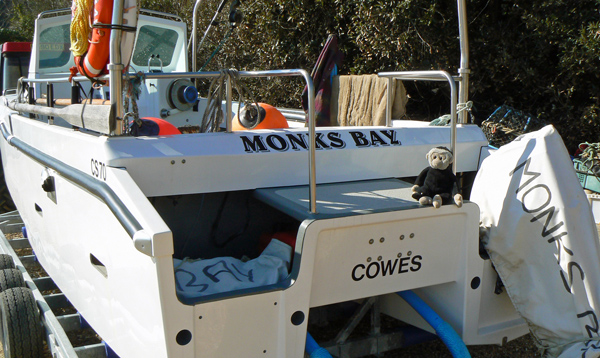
left=0, top=101, right=526, bottom=357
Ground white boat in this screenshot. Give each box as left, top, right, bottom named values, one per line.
left=0, top=0, right=531, bottom=357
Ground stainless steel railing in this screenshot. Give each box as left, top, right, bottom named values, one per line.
left=142, top=69, right=318, bottom=213
left=378, top=70, right=459, bottom=174
left=16, top=69, right=319, bottom=213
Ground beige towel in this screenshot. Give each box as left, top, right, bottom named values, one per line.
left=330, top=74, right=408, bottom=126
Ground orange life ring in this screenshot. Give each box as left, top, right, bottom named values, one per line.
left=76, top=0, right=114, bottom=78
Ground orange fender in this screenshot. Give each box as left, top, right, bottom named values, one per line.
left=232, top=103, right=289, bottom=131
left=142, top=117, right=182, bottom=135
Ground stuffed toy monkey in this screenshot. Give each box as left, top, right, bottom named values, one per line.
left=411, top=146, right=463, bottom=208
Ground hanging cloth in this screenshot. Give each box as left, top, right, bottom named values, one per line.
left=302, top=34, right=344, bottom=127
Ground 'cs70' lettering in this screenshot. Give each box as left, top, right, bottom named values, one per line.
left=90, top=159, right=106, bottom=181
left=352, top=255, right=422, bottom=281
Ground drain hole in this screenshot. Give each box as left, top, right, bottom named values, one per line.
left=291, top=311, right=305, bottom=326
left=176, top=329, right=192, bottom=345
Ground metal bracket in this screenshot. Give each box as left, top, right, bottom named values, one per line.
left=133, top=230, right=153, bottom=256
left=320, top=297, right=437, bottom=358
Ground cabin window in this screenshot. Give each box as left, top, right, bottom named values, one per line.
left=131, top=25, right=178, bottom=69
left=2, top=53, right=30, bottom=92
left=39, top=24, right=72, bottom=71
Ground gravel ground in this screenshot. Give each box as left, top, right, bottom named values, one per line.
left=384, top=334, right=538, bottom=357
left=308, top=308, right=539, bottom=358
left=0, top=335, right=538, bottom=358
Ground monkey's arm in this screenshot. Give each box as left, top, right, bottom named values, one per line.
left=412, top=167, right=430, bottom=190
left=452, top=182, right=463, bottom=207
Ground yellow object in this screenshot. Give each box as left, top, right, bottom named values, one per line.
left=70, top=0, right=94, bottom=57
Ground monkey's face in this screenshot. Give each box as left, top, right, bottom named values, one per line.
left=427, top=148, right=453, bottom=170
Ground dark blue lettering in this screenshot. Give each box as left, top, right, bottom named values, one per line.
left=381, top=259, right=398, bottom=276
left=531, top=205, right=565, bottom=237
left=286, top=133, right=308, bottom=150
left=266, top=134, right=289, bottom=151
left=370, top=131, right=387, bottom=146
left=521, top=184, right=551, bottom=213
left=327, top=132, right=346, bottom=148
left=352, top=264, right=365, bottom=281
left=241, top=135, right=269, bottom=153
left=350, top=131, right=370, bottom=147
left=577, top=311, right=600, bottom=338
left=509, top=158, right=541, bottom=194
left=410, top=255, right=422, bottom=272
left=231, top=263, right=253, bottom=282
left=202, top=260, right=242, bottom=283
left=174, top=269, right=209, bottom=293
left=560, top=261, right=584, bottom=294
left=380, top=130, right=400, bottom=145
left=398, top=257, right=410, bottom=273
left=366, top=262, right=380, bottom=278
left=314, top=133, right=331, bottom=149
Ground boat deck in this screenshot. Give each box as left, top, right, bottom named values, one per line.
left=254, top=178, right=422, bottom=221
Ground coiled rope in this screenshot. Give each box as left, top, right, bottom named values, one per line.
left=430, top=101, right=474, bottom=126
left=457, top=100, right=473, bottom=114
left=200, top=69, right=259, bottom=133
left=70, top=0, right=93, bottom=57
left=123, top=71, right=145, bottom=133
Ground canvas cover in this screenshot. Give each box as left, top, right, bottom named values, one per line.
left=471, top=125, right=600, bottom=357
left=173, top=239, right=292, bottom=299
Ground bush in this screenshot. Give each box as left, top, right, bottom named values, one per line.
left=191, top=0, right=600, bottom=152
left=467, top=0, right=600, bottom=152
left=5, top=0, right=600, bottom=152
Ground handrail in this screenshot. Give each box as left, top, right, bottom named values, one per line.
left=139, top=9, right=184, bottom=22
left=109, top=0, right=125, bottom=135
left=378, top=70, right=458, bottom=174
left=0, top=122, right=151, bottom=254
left=457, top=0, right=470, bottom=124
left=37, top=8, right=71, bottom=20
left=138, top=69, right=317, bottom=212
left=19, top=77, right=96, bottom=84
left=146, top=69, right=317, bottom=213
left=17, top=69, right=319, bottom=213
left=191, top=0, right=206, bottom=72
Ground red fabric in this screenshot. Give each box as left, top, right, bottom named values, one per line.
left=258, top=231, right=297, bottom=254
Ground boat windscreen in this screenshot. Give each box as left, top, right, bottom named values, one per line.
left=131, top=25, right=179, bottom=69
left=38, top=23, right=73, bottom=73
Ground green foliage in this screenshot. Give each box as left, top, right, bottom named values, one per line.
left=191, top=0, right=465, bottom=114
left=193, top=0, right=600, bottom=152
left=3, top=0, right=599, bottom=152
left=0, top=29, right=30, bottom=44
left=467, top=0, right=600, bottom=152
left=2, top=0, right=70, bottom=42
